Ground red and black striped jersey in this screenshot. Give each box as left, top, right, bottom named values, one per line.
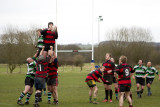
left=48, top=58, right=58, bottom=79
left=102, top=60, right=115, bottom=75
left=36, top=56, right=50, bottom=78
left=41, top=29, right=58, bottom=45
left=115, top=63, right=135, bottom=87
left=85, top=69, right=106, bottom=83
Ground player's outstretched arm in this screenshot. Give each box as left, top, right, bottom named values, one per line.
left=40, top=46, right=45, bottom=56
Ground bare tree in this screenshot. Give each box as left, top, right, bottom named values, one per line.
left=73, top=54, right=85, bottom=71
left=103, top=27, right=154, bottom=64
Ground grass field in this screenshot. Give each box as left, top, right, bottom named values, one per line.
left=0, top=64, right=160, bottom=107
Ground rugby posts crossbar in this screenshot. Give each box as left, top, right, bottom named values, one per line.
left=57, top=50, right=92, bottom=53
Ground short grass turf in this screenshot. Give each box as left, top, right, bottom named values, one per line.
left=0, top=65, right=160, bottom=107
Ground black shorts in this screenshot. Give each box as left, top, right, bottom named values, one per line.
left=146, top=78, right=154, bottom=85
left=103, top=75, right=113, bottom=85
left=119, top=85, right=131, bottom=92
left=44, top=44, right=55, bottom=52
left=47, top=78, right=58, bottom=86
left=136, top=77, right=145, bottom=86
left=34, top=77, right=45, bottom=90
left=25, top=77, right=34, bottom=87
left=113, top=77, right=117, bottom=83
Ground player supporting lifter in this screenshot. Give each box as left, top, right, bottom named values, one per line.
left=111, top=57, right=118, bottom=100
left=143, top=61, right=160, bottom=96
left=102, top=53, right=115, bottom=103
left=17, top=52, right=37, bottom=106
left=33, top=46, right=53, bottom=107
left=85, top=66, right=108, bottom=104
left=47, top=51, right=59, bottom=105
left=133, top=60, right=146, bottom=98
left=115, top=55, right=134, bottom=107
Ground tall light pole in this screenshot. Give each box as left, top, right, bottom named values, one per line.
left=98, top=16, right=103, bottom=66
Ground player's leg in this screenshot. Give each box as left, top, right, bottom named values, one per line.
left=119, top=92, right=125, bottom=107
left=47, top=85, right=52, bottom=104
left=93, top=86, right=99, bottom=104
left=86, top=80, right=95, bottom=103
left=17, top=77, right=31, bottom=106
left=114, top=83, right=118, bottom=100
left=146, top=78, right=153, bottom=96
left=140, top=78, right=145, bottom=98
left=89, top=87, right=93, bottom=103
left=25, top=78, right=34, bottom=104
left=126, top=92, right=133, bottom=107
left=34, top=77, right=45, bottom=107
left=102, top=84, right=108, bottom=102
left=108, top=85, right=113, bottom=102
left=136, top=83, right=141, bottom=98
left=52, top=86, right=58, bottom=105
left=25, top=87, right=33, bottom=105
left=17, top=85, right=30, bottom=105
left=147, top=83, right=151, bottom=96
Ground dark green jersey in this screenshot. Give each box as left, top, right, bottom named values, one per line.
left=26, top=61, right=36, bottom=78
left=133, top=65, right=147, bottom=78
left=37, top=35, right=44, bottom=48
left=146, top=66, right=158, bottom=78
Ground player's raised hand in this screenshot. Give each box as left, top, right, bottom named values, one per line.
left=42, top=46, right=45, bottom=49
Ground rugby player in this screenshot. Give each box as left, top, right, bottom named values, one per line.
left=33, top=46, right=53, bottom=107
left=85, top=66, right=108, bottom=104
left=133, top=60, right=146, bottom=98
left=17, top=52, right=37, bottom=106
left=102, top=53, right=115, bottom=103
left=47, top=51, right=59, bottom=105
left=143, top=61, right=160, bottom=96
left=115, top=55, right=134, bottom=107
left=111, top=57, right=119, bottom=100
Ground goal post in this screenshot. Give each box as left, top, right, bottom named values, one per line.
left=56, top=49, right=95, bottom=71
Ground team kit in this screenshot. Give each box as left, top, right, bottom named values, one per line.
left=16, top=22, right=160, bottom=107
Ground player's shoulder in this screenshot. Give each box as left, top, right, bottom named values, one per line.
left=151, top=66, right=156, bottom=70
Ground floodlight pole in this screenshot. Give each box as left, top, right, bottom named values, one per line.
left=98, top=16, right=103, bottom=66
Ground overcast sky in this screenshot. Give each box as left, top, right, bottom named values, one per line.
left=0, top=0, right=160, bottom=44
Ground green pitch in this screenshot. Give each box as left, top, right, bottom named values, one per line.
left=0, top=64, right=160, bottom=107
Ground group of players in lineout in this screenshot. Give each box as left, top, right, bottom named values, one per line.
left=85, top=53, right=160, bottom=107
left=16, top=22, right=160, bottom=107
left=17, top=22, right=58, bottom=107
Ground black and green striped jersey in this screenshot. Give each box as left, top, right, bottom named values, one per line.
left=133, top=65, right=147, bottom=78
left=37, top=35, right=44, bottom=48
left=26, top=61, right=36, bottom=78
left=146, top=66, right=158, bottom=78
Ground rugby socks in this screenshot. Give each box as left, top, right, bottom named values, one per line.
left=140, top=89, right=144, bottom=94
left=35, top=93, right=41, bottom=103
left=105, top=89, right=108, bottom=100
left=129, top=105, right=133, bottom=107
left=110, top=90, right=113, bottom=100
left=25, top=93, right=32, bottom=102
left=93, top=97, right=96, bottom=101
left=48, top=92, right=52, bottom=101
left=147, top=87, right=151, bottom=93
left=18, top=92, right=26, bottom=100
left=44, top=88, right=46, bottom=95
left=115, top=89, right=118, bottom=97
left=137, top=91, right=140, bottom=97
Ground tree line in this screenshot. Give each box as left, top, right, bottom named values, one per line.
left=0, top=26, right=159, bottom=73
